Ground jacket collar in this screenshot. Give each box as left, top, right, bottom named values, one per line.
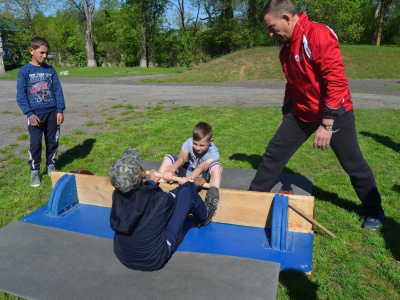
left=280, top=12, right=308, bottom=46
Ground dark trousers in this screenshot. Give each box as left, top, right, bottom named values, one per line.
left=164, top=187, right=207, bottom=254
left=28, top=110, right=60, bottom=171
left=250, top=110, right=383, bottom=217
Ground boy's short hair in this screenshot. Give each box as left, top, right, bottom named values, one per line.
left=259, top=0, right=297, bottom=22
left=30, top=37, right=50, bottom=50
left=193, top=122, right=213, bottom=141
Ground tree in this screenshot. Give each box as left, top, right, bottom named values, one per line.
left=126, top=0, right=168, bottom=68
left=0, top=35, right=5, bottom=73
left=172, top=0, right=201, bottom=31
left=67, top=0, right=97, bottom=66
left=371, top=0, right=395, bottom=46
left=82, top=0, right=97, bottom=66
left=139, top=0, right=147, bottom=67
left=0, top=0, right=55, bottom=65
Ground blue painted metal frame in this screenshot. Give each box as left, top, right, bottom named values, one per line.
left=19, top=174, right=314, bottom=273
left=47, top=174, right=79, bottom=216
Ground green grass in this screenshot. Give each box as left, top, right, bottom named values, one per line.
left=0, top=66, right=184, bottom=81
left=2, top=45, right=399, bottom=82
left=0, top=105, right=399, bottom=299
left=144, top=45, right=400, bottom=83
left=17, top=134, right=29, bottom=141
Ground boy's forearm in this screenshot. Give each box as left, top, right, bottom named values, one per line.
left=172, top=156, right=185, bottom=170
left=191, top=166, right=207, bottom=179
left=191, top=160, right=213, bottom=179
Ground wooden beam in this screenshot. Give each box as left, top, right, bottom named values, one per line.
left=51, top=172, right=314, bottom=233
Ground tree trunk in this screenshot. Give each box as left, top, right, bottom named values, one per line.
left=372, top=0, right=385, bottom=46
left=176, top=0, right=186, bottom=30
left=203, top=0, right=213, bottom=27
left=221, top=0, right=234, bottom=20
left=139, top=1, right=148, bottom=68
left=0, top=36, right=5, bottom=74
left=83, top=0, right=97, bottom=67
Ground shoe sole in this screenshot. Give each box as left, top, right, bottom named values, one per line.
left=363, top=225, right=381, bottom=231
left=30, top=183, right=41, bottom=187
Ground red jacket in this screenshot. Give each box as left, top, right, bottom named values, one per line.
left=280, top=13, right=353, bottom=122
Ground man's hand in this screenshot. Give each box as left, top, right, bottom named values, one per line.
left=313, top=126, right=333, bottom=151
left=57, top=113, right=64, bottom=125
left=149, top=169, right=160, bottom=184
left=28, top=114, right=41, bottom=127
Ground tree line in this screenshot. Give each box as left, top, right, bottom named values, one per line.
left=1, top=0, right=399, bottom=68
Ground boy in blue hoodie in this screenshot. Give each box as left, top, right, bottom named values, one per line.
left=109, top=148, right=217, bottom=271
left=16, top=37, right=66, bottom=187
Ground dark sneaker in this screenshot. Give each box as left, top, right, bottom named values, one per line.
left=362, top=213, right=384, bottom=230
left=47, top=164, right=56, bottom=175
left=199, top=186, right=220, bottom=226
left=30, top=170, right=41, bottom=187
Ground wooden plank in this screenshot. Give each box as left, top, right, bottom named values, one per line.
left=51, top=172, right=314, bottom=233
left=51, top=172, right=114, bottom=208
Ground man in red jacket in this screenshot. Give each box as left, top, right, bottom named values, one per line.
left=250, top=0, right=384, bottom=230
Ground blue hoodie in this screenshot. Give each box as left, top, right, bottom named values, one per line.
left=16, top=63, right=65, bottom=117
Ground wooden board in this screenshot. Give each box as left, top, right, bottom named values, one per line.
left=51, top=172, right=314, bottom=233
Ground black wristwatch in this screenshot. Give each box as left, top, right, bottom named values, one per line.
left=321, top=123, right=333, bottom=131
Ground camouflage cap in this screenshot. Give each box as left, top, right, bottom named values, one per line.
left=109, top=148, right=142, bottom=193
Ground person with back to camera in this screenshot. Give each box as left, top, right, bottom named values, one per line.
left=16, top=37, right=66, bottom=187
left=250, top=0, right=384, bottom=230
left=158, top=121, right=222, bottom=223
left=109, top=148, right=217, bottom=271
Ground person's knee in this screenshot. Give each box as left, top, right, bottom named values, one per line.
left=163, top=154, right=175, bottom=164
left=209, top=161, right=222, bottom=175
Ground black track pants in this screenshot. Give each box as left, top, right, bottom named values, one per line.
left=28, top=110, right=60, bottom=171
left=249, top=110, right=383, bottom=217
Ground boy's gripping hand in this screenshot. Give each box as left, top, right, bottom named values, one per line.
left=149, top=169, right=160, bottom=184
left=161, top=169, right=176, bottom=184
left=28, top=114, right=41, bottom=127
left=179, top=176, right=194, bottom=185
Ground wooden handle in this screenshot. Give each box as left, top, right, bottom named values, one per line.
left=145, top=171, right=212, bottom=189
left=288, top=202, right=337, bottom=239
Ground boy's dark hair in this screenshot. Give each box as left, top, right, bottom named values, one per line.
left=259, top=0, right=297, bottom=22
left=193, top=122, right=213, bottom=141
left=30, top=37, right=50, bottom=50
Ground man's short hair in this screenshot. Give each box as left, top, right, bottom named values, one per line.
left=259, top=0, right=297, bottom=22
left=193, top=122, right=213, bottom=141
left=30, top=37, right=50, bottom=50
left=109, top=148, right=142, bottom=193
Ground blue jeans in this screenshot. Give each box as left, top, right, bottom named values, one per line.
left=164, top=187, right=207, bottom=255
left=250, top=110, right=383, bottom=218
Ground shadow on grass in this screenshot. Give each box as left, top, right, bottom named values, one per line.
left=359, top=131, right=400, bottom=152
left=279, top=270, right=319, bottom=300
left=56, top=138, right=96, bottom=169
left=229, top=153, right=262, bottom=169
left=229, top=153, right=297, bottom=175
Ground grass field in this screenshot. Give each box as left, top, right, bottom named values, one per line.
left=1, top=45, right=399, bottom=82
left=0, top=45, right=399, bottom=299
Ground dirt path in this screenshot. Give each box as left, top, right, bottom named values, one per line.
left=1, top=77, right=399, bottom=151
